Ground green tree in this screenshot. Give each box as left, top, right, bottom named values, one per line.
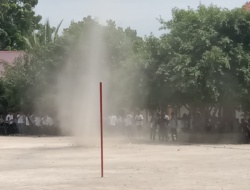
left=3, top=44, right=65, bottom=112
left=3, top=16, right=145, bottom=115
left=0, top=0, right=42, bottom=50
left=157, top=5, right=250, bottom=130
left=25, top=19, right=63, bottom=49
left=61, top=16, right=145, bottom=112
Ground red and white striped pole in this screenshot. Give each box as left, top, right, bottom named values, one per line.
left=100, top=82, right=104, bottom=178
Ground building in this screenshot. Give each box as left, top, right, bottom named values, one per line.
left=0, top=51, right=24, bottom=76
left=244, top=2, right=250, bottom=10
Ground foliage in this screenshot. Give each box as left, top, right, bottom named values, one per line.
left=0, top=0, right=42, bottom=50
left=3, top=44, right=66, bottom=112
left=157, top=5, right=250, bottom=112
left=24, top=19, right=63, bottom=49
left=3, top=3, right=250, bottom=128
left=60, top=16, right=145, bottom=111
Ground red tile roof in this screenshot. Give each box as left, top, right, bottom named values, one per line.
left=0, top=51, right=24, bottom=76
left=0, top=51, right=24, bottom=64
left=244, top=2, right=250, bottom=10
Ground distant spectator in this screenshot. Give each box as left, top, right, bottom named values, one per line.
left=42, top=115, right=55, bottom=135
left=182, top=113, right=189, bottom=132
left=35, top=114, right=42, bottom=134
left=170, top=112, right=178, bottom=141
left=150, top=113, right=158, bottom=141
left=35, top=115, right=41, bottom=127
left=0, top=115, right=4, bottom=124
left=159, top=112, right=168, bottom=141
left=0, top=115, right=6, bottom=135
left=5, top=112, right=14, bottom=135
left=125, top=113, right=133, bottom=137
left=135, top=112, right=143, bottom=138
left=25, top=114, right=30, bottom=135
left=17, top=112, right=25, bottom=135
left=109, top=114, right=117, bottom=127
left=164, top=113, right=170, bottom=140
left=239, top=119, right=249, bottom=143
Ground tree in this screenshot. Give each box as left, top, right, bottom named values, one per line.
left=0, top=0, right=42, bottom=50
left=60, top=16, right=145, bottom=112
left=3, top=43, right=65, bottom=112
left=2, top=16, right=145, bottom=116
left=157, top=5, right=250, bottom=130
left=25, top=19, right=63, bottom=49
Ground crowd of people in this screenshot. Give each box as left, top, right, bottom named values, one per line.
left=1, top=109, right=249, bottom=143
left=107, top=110, right=250, bottom=144
left=0, top=111, right=57, bottom=136
left=107, top=111, right=179, bottom=142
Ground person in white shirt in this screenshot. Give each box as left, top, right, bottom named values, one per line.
left=46, top=116, right=54, bottom=126
left=41, top=116, right=47, bottom=126
left=35, top=115, right=41, bottom=127
left=17, top=112, right=25, bottom=135
left=25, top=114, right=30, bottom=134
left=125, top=113, right=133, bottom=137
left=164, top=113, right=170, bottom=140
left=42, top=115, right=55, bottom=135
left=5, top=112, right=14, bottom=135
left=5, top=112, right=13, bottom=124
left=135, top=112, right=143, bottom=138
left=159, top=112, right=170, bottom=141
left=110, top=115, right=117, bottom=127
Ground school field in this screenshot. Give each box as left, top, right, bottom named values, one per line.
left=0, top=136, right=250, bottom=190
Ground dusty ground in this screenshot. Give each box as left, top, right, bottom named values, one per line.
left=0, top=136, right=250, bottom=190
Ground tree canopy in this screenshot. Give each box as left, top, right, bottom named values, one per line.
left=2, top=3, right=250, bottom=131
left=0, top=0, right=41, bottom=50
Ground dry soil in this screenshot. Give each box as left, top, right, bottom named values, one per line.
left=0, top=136, right=250, bottom=190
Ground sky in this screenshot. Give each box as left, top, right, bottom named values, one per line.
left=35, top=0, right=248, bottom=37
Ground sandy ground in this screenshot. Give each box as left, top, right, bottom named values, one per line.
left=0, top=136, right=250, bottom=190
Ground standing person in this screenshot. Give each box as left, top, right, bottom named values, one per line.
left=135, top=112, right=143, bottom=138
left=116, top=116, right=123, bottom=134
left=189, top=113, right=194, bottom=131
left=0, top=115, right=6, bottom=135
left=13, top=112, right=19, bottom=134
left=25, top=114, right=30, bottom=135
left=34, top=114, right=42, bottom=134
left=28, top=113, right=36, bottom=134
left=158, top=112, right=169, bottom=141
left=164, top=112, right=170, bottom=141
left=125, top=113, right=133, bottom=138
left=17, top=112, right=25, bottom=135
left=5, top=111, right=14, bottom=135
left=247, top=119, right=250, bottom=143
left=239, top=119, right=249, bottom=143
left=41, top=114, right=48, bottom=134
left=170, top=112, right=178, bottom=141
left=111, top=114, right=117, bottom=134
left=182, top=113, right=189, bottom=132
left=46, top=115, right=54, bottom=135
left=158, top=112, right=165, bottom=141
left=150, top=113, right=158, bottom=140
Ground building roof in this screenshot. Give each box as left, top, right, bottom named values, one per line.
left=0, top=51, right=24, bottom=64
left=0, top=51, right=24, bottom=76
left=244, top=2, right=250, bottom=10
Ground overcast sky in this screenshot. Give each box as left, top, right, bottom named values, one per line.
left=35, top=0, right=248, bottom=37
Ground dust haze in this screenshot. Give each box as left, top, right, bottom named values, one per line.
left=56, top=24, right=107, bottom=144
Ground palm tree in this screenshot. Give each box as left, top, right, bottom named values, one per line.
left=25, top=19, right=63, bottom=49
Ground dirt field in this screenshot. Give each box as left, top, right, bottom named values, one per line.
left=0, top=136, right=250, bottom=190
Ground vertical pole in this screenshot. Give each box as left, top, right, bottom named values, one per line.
left=100, top=82, right=104, bottom=178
